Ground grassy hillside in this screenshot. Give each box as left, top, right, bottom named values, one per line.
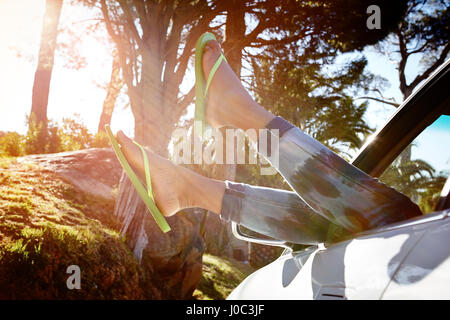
left=0, top=156, right=251, bottom=299
left=194, top=254, right=254, bottom=300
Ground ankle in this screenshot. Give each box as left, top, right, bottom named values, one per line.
left=224, top=98, right=274, bottom=131
left=236, top=101, right=275, bottom=131
left=174, top=165, right=226, bottom=214
left=173, top=165, right=200, bottom=210
left=207, top=91, right=274, bottom=130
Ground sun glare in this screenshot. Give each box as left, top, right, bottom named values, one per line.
left=0, top=0, right=135, bottom=136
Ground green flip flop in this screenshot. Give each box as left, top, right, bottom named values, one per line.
left=105, top=125, right=171, bottom=233
left=195, top=32, right=227, bottom=136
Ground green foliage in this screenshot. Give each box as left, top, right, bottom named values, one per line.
left=47, top=122, right=63, bottom=154
left=0, top=158, right=160, bottom=299
left=25, top=115, right=63, bottom=154
left=24, top=115, right=45, bottom=155
left=251, top=52, right=374, bottom=156
left=194, top=254, right=254, bottom=300
left=0, top=116, right=110, bottom=157
left=380, top=146, right=447, bottom=214
left=91, top=131, right=110, bottom=149
left=86, top=0, right=409, bottom=149
left=0, top=132, right=25, bottom=157
left=58, top=117, right=94, bottom=151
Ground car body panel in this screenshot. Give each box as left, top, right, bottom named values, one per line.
left=382, top=216, right=450, bottom=299
left=228, top=210, right=450, bottom=300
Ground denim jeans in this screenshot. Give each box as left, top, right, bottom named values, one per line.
left=220, top=116, right=421, bottom=245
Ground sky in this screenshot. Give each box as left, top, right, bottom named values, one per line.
left=0, top=0, right=448, bottom=172
left=411, top=115, right=450, bottom=174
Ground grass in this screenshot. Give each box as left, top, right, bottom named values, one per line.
left=0, top=156, right=252, bottom=299
left=194, top=254, right=255, bottom=300
left=0, top=156, right=156, bottom=299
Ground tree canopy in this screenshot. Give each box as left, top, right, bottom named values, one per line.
left=78, top=0, right=409, bottom=154
left=81, top=0, right=412, bottom=268
left=374, top=0, right=449, bottom=101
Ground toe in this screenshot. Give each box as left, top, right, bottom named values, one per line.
left=206, top=39, right=221, bottom=53
left=202, top=40, right=224, bottom=78
left=117, top=131, right=142, bottom=166
left=203, top=40, right=222, bottom=60
left=116, top=130, right=133, bottom=147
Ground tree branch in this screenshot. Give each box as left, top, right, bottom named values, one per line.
left=100, top=0, right=138, bottom=105
left=172, top=14, right=216, bottom=90
left=396, top=29, right=408, bottom=98
left=408, top=43, right=450, bottom=91
left=407, top=38, right=432, bottom=56
left=247, top=35, right=299, bottom=48
left=355, top=96, right=400, bottom=107
left=163, top=18, right=182, bottom=83
left=174, top=85, right=195, bottom=123
left=118, top=0, right=145, bottom=50
left=244, top=18, right=267, bottom=44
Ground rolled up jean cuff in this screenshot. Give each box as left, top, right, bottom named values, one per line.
left=258, top=116, right=294, bottom=157
left=265, top=116, right=294, bottom=137
left=219, top=181, right=244, bottom=223
left=219, top=181, right=351, bottom=244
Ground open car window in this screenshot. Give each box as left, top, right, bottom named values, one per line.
left=379, top=115, right=450, bottom=214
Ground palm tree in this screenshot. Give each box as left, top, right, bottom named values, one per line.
left=380, top=147, right=447, bottom=213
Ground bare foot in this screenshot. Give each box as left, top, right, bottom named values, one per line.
left=116, top=131, right=193, bottom=217
left=116, top=130, right=227, bottom=216
left=202, top=40, right=274, bottom=130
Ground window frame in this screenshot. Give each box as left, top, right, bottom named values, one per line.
left=352, top=59, right=450, bottom=178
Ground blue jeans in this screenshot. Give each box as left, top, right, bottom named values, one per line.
left=219, top=116, right=421, bottom=244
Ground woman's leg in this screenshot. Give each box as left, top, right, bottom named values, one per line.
left=201, top=39, right=422, bottom=233
left=220, top=181, right=351, bottom=244
left=115, top=38, right=421, bottom=242
left=116, top=132, right=349, bottom=244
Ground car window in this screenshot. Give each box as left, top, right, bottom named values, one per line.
left=379, top=115, right=450, bottom=214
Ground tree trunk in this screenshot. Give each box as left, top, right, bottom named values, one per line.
left=111, top=18, right=204, bottom=298
left=29, top=0, right=63, bottom=152
left=199, top=4, right=248, bottom=260
left=97, top=51, right=123, bottom=133
left=113, top=174, right=204, bottom=299
left=224, top=0, right=246, bottom=76
left=224, top=3, right=284, bottom=264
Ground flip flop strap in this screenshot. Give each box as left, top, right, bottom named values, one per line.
left=105, top=125, right=170, bottom=233
left=134, top=141, right=154, bottom=202
left=204, top=53, right=227, bottom=98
